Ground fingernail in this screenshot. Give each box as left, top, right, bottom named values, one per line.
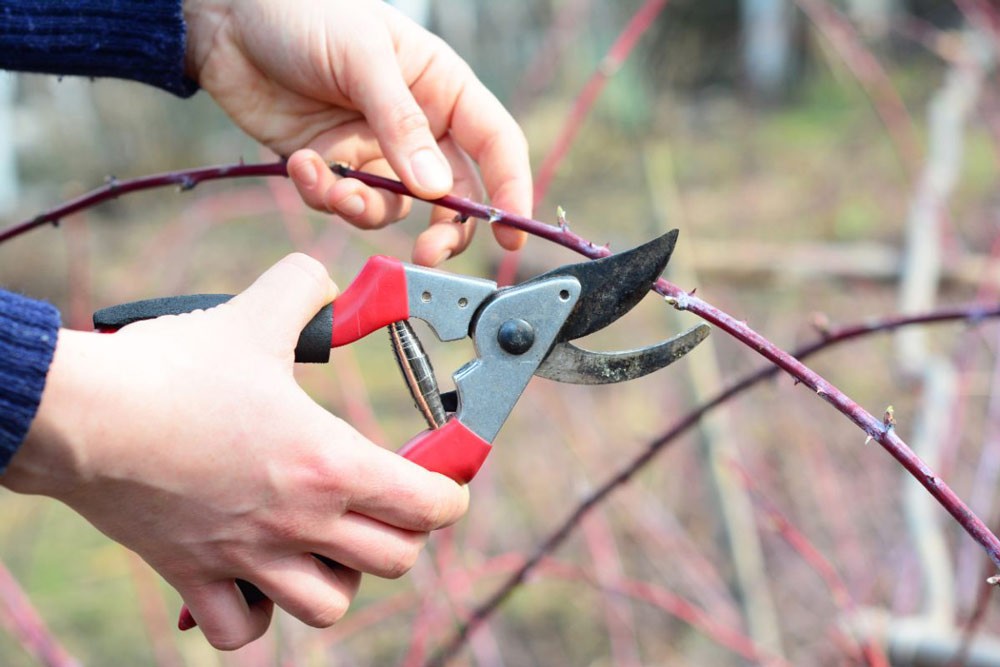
left=410, top=149, right=451, bottom=193
left=336, top=194, right=366, bottom=218
left=293, top=159, right=319, bottom=188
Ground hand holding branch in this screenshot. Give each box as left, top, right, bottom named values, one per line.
left=184, top=0, right=531, bottom=265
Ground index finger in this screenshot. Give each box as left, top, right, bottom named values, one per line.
left=447, top=76, right=531, bottom=250
left=405, top=45, right=532, bottom=250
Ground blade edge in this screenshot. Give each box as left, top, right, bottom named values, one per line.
left=535, top=323, right=710, bottom=384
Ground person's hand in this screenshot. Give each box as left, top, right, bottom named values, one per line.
left=182, top=0, right=531, bottom=267
left=5, top=254, right=469, bottom=650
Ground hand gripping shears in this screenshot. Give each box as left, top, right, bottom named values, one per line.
left=93, top=229, right=709, bottom=626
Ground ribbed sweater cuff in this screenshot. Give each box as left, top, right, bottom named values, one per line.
left=0, top=292, right=60, bottom=473
left=0, top=0, right=198, bottom=97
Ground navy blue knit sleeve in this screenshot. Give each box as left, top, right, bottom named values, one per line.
left=0, top=0, right=198, bottom=97
left=0, top=290, right=60, bottom=473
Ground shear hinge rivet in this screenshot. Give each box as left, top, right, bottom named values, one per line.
left=498, top=318, right=535, bottom=355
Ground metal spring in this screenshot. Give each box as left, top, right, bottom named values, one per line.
left=388, top=320, right=447, bottom=429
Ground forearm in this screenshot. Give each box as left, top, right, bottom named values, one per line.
left=0, top=0, right=197, bottom=96
left=0, top=290, right=60, bottom=473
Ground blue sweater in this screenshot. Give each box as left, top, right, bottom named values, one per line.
left=0, top=0, right=196, bottom=471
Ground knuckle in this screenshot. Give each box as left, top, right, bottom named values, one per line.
left=408, top=483, right=467, bottom=532
left=282, top=252, right=328, bottom=282
left=383, top=541, right=423, bottom=580
left=391, top=103, right=432, bottom=140
left=208, top=634, right=247, bottom=652
left=413, top=497, right=448, bottom=532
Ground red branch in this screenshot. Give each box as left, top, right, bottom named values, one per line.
left=794, top=0, right=921, bottom=176
left=5, top=161, right=1000, bottom=661
left=5, top=161, right=1000, bottom=573
left=533, top=0, right=669, bottom=202
left=428, top=304, right=1000, bottom=665
left=327, top=166, right=1000, bottom=577
left=0, top=162, right=287, bottom=244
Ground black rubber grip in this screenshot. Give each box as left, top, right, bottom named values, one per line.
left=93, top=294, right=334, bottom=363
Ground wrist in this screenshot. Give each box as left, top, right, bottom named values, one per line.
left=3, top=330, right=108, bottom=500
left=182, top=0, right=234, bottom=83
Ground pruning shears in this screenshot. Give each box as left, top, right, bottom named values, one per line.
left=93, top=229, right=709, bottom=627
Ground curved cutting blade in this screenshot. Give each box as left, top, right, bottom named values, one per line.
left=535, top=323, right=710, bottom=384
left=524, top=230, right=679, bottom=342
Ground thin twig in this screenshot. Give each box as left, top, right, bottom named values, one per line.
left=498, top=0, right=668, bottom=286
left=427, top=304, right=1000, bottom=665
left=794, top=0, right=922, bottom=177
left=532, top=0, right=670, bottom=203
left=0, top=161, right=287, bottom=243
left=0, top=560, right=81, bottom=667
left=732, top=463, right=890, bottom=667
left=7, top=160, right=1000, bottom=571
left=7, top=161, right=1000, bottom=661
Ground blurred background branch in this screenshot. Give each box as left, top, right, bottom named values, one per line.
left=5, top=0, right=1000, bottom=665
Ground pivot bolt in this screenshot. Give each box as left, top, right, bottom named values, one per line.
left=497, top=318, right=535, bottom=355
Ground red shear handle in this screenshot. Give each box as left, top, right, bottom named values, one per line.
left=331, top=255, right=408, bottom=347
left=398, top=419, right=492, bottom=485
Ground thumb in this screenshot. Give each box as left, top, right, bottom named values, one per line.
left=345, top=43, right=453, bottom=198
left=227, top=253, right=338, bottom=352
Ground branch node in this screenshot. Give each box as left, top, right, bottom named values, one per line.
left=486, top=207, right=502, bottom=224
left=104, top=175, right=119, bottom=190
left=556, top=205, right=569, bottom=230
left=177, top=175, right=197, bottom=192
left=883, top=405, right=896, bottom=432
left=988, top=574, right=1000, bottom=586
left=664, top=292, right=691, bottom=311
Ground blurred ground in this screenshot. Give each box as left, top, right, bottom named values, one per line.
left=2, top=2, right=1000, bottom=666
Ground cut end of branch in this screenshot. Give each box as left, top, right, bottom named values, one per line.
left=329, top=162, right=352, bottom=177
